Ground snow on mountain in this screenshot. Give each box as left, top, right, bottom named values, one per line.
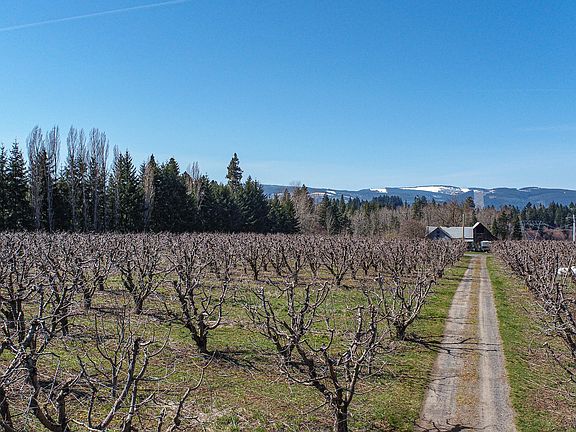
left=261, top=184, right=576, bottom=208
left=400, top=186, right=470, bottom=195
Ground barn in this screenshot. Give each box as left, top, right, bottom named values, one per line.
left=426, top=222, right=495, bottom=250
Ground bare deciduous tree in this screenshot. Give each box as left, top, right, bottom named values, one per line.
left=27, top=126, right=44, bottom=230
left=142, top=156, right=156, bottom=231
left=246, top=279, right=386, bottom=432
left=165, top=235, right=227, bottom=355
left=115, top=234, right=167, bottom=314
left=65, top=126, right=80, bottom=231
left=89, top=128, right=109, bottom=232
left=45, top=127, right=60, bottom=232
left=495, top=241, right=576, bottom=390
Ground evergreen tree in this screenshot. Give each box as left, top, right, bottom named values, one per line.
left=109, top=151, right=142, bottom=232
left=237, top=177, right=269, bottom=232
left=267, top=192, right=299, bottom=233
left=280, top=190, right=299, bottom=233
left=226, top=153, right=243, bottom=190
left=511, top=215, right=523, bottom=240
left=195, top=177, right=218, bottom=231
left=151, top=158, right=196, bottom=232
left=0, top=146, right=8, bottom=229
left=212, top=182, right=241, bottom=232
left=412, top=196, right=427, bottom=220
left=267, top=195, right=284, bottom=233
left=317, top=195, right=331, bottom=230
left=317, top=195, right=344, bottom=235
left=52, top=177, right=69, bottom=231
left=6, top=141, right=31, bottom=230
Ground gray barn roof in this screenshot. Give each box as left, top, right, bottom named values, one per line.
left=426, top=226, right=474, bottom=240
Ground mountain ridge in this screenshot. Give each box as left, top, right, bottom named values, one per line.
left=262, top=184, right=576, bottom=208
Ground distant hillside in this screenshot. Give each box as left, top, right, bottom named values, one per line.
left=262, top=184, right=576, bottom=208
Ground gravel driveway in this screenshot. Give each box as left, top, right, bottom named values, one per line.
left=416, top=255, right=516, bottom=432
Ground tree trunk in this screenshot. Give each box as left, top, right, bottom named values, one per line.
left=333, top=407, right=348, bottom=432
left=0, top=387, right=14, bottom=432
left=134, top=298, right=144, bottom=315
left=83, top=291, right=92, bottom=310
left=395, top=323, right=407, bottom=341
left=197, top=335, right=209, bottom=355
left=61, top=313, right=69, bottom=337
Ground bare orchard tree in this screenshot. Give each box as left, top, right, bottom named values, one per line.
left=79, top=234, right=117, bottom=310
left=165, top=235, right=227, bottom=355
left=0, top=307, right=201, bottom=432
left=245, top=279, right=387, bottom=432
left=73, top=310, right=203, bottom=432
left=319, top=237, right=353, bottom=286
left=36, top=234, right=87, bottom=336
left=0, top=234, right=39, bottom=343
left=115, top=234, right=168, bottom=314
left=495, top=241, right=576, bottom=389
left=268, top=235, right=305, bottom=282
left=241, top=235, right=270, bottom=281
left=0, top=249, right=77, bottom=432
left=372, top=240, right=464, bottom=340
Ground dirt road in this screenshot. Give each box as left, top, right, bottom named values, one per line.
left=416, top=255, right=516, bottom=432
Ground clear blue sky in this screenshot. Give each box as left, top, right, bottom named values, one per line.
left=1, top=0, right=576, bottom=190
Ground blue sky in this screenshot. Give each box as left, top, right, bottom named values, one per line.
left=1, top=1, right=576, bottom=190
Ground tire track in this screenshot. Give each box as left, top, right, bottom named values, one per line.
left=416, top=255, right=516, bottom=432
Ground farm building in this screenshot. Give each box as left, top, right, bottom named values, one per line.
left=426, top=222, right=495, bottom=249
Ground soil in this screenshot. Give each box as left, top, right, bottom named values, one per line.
left=416, top=255, right=516, bottom=432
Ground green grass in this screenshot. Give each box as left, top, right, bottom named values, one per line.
left=487, top=255, right=576, bottom=432
left=184, top=255, right=471, bottom=431
left=347, top=254, right=472, bottom=431
left=1, top=257, right=473, bottom=432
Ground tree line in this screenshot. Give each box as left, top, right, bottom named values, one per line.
left=0, top=126, right=299, bottom=234
left=2, top=124, right=574, bottom=237
left=0, top=125, right=407, bottom=236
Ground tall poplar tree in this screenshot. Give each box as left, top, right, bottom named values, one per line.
left=141, top=155, right=158, bottom=231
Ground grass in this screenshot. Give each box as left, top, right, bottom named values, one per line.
left=487, top=255, right=576, bottom=432
left=349, top=254, right=472, bottom=431
left=176, top=255, right=472, bottom=431
left=1, top=257, right=472, bottom=432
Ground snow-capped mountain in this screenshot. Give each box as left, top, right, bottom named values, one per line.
left=262, top=184, right=576, bottom=208
left=399, top=185, right=471, bottom=195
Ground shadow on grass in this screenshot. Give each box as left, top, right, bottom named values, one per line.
left=201, top=349, right=262, bottom=371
